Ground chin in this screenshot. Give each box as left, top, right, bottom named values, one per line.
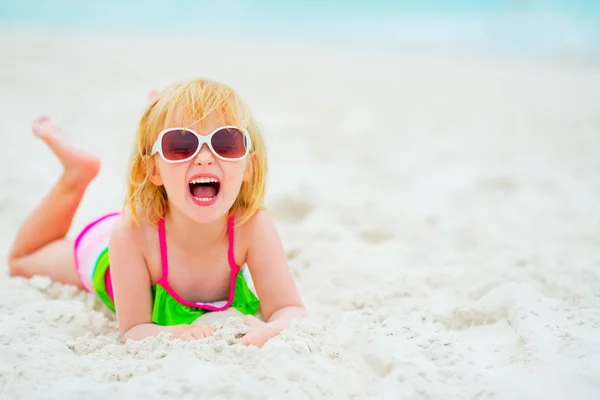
left=182, top=192, right=233, bottom=223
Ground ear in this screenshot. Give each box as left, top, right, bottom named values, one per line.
left=242, top=154, right=254, bottom=182
left=145, top=155, right=164, bottom=186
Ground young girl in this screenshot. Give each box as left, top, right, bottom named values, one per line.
left=7, top=78, right=307, bottom=347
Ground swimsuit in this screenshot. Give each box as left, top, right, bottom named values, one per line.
left=74, top=212, right=260, bottom=325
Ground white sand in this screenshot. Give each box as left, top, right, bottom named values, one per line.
left=1, top=30, right=599, bottom=399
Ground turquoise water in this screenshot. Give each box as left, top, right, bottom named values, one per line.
left=1, top=1, right=599, bottom=52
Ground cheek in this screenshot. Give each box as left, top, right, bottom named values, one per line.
left=222, top=163, right=247, bottom=191
left=158, top=163, right=187, bottom=194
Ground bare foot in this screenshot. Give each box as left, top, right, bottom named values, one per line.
left=32, top=115, right=100, bottom=186
left=147, top=89, right=158, bottom=103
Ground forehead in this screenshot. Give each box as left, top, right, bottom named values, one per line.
left=164, top=109, right=236, bottom=135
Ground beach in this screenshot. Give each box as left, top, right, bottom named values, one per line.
left=0, top=29, right=599, bottom=399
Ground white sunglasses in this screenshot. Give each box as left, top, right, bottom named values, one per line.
left=151, top=126, right=252, bottom=163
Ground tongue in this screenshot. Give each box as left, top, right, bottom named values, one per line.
left=191, top=185, right=217, bottom=199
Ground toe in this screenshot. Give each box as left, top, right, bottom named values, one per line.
left=32, top=115, right=52, bottom=137
left=147, top=89, right=158, bottom=102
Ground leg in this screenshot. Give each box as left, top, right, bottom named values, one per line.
left=7, top=116, right=100, bottom=287
left=9, top=239, right=81, bottom=286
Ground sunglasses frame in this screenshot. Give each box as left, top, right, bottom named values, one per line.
left=150, top=125, right=252, bottom=163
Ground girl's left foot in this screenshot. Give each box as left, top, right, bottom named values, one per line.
left=147, top=89, right=158, bottom=103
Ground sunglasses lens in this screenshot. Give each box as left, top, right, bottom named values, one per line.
left=161, top=129, right=199, bottom=160
left=211, top=128, right=247, bottom=159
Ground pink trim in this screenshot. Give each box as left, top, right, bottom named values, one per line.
left=227, top=216, right=236, bottom=269
left=156, top=215, right=240, bottom=311
left=159, top=268, right=239, bottom=311
left=157, top=217, right=169, bottom=284
left=73, top=212, right=120, bottom=291
left=105, top=268, right=114, bottom=301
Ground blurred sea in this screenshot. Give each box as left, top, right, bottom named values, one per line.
left=1, top=1, right=599, bottom=53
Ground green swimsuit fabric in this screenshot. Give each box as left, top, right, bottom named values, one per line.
left=91, top=248, right=260, bottom=325
left=151, top=273, right=260, bottom=325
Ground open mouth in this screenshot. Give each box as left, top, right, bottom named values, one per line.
left=189, top=177, right=221, bottom=202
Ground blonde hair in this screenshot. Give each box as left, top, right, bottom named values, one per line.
left=125, top=78, right=268, bottom=226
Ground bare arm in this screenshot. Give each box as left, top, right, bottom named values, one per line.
left=108, top=215, right=187, bottom=341
left=245, top=211, right=307, bottom=333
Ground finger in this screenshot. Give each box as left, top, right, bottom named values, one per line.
left=194, top=330, right=206, bottom=339
left=242, top=315, right=262, bottom=327
left=240, top=333, right=254, bottom=346
left=191, top=326, right=213, bottom=338
left=181, top=333, right=195, bottom=341
left=241, top=331, right=264, bottom=347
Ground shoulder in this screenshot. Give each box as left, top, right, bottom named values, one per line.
left=108, top=211, right=159, bottom=279
left=110, top=211, right=155, bottom=250
left=234, top=209, right=280, bottom=257
left=237, top=209, right=278, bottom=239
left=236, top=209, right=285, bottom=259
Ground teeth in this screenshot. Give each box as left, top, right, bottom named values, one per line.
left=193, top=196, right=215, bottom=202
left=190, top=177, right=218, bottom=184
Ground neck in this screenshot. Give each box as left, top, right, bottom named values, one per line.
left=163, top=207, right=229, bottom=250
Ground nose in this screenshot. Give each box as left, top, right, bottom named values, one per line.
left=194, top=143, right=214, bottom=166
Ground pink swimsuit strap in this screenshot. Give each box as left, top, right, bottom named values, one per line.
left=156, top=215, right=240, bottom=311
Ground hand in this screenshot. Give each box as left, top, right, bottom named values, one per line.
left=169, top=324, right=214, bottom=341
left=240, top=315, right=275, bottom=348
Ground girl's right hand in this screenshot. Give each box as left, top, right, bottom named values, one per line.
left=169, top=324, right=214, bottom=341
